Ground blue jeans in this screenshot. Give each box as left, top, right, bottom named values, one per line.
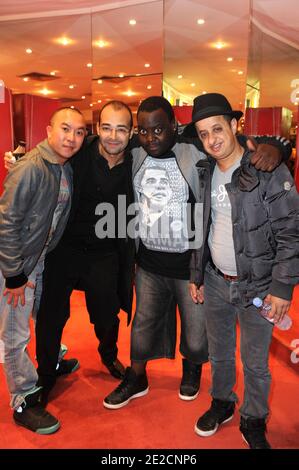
left=131, top=267, right=208, bottom=364
left=0, top=259, right=44, bottom=409
left=204, top=262, right=273, bottom=419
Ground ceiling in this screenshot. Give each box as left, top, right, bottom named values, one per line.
left=0, top=0, right=299, bottom=123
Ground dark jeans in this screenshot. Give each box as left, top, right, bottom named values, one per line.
left=204, top=262, right=273, bottom=419
left=36, top=246, right=121, bottom=388
left=131, top=267, right=208, bottom=364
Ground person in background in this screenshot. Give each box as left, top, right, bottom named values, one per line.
left=189, top=93, right=299, bottom=449
left=0, top=107, right=85, bottom=434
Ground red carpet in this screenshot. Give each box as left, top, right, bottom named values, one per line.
left=0, top=287, right=298, bottom=449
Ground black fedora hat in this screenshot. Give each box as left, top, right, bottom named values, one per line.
left=192, top=93, right=243, bottom=123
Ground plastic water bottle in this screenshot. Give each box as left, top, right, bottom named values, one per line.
left=253, top=297, right=292, bottom=330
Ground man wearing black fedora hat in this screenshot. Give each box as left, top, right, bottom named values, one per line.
left=189, top=93, right=299, bottom=449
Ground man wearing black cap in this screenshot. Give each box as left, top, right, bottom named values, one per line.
left=189, top=93, right=299, bottom=448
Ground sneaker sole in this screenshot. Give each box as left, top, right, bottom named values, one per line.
left=103, top=387, right=149, bottom=410
left=13, top=417, right=60, bottom=435
left=194, top=414, right=234, bottom=437
left=178, top=390, right=199, bottom=401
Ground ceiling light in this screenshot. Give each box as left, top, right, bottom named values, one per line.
left=119, top=73, right=125, bottom=78
left=69, top=84, right=75, bottom=89
left=238, top=70, right=244, bottom=75
left=98, top=99, right=102, bottom=103
left=95, top=40, right=107, bottom=48
left=97, top=79, right=103, bottom=84
left=81, top=95, right=85, bottom=99
left=213, top=41, right=226, bottom=49
left=202, top=91, right=207, bottom=94
left=227, top=57, right=233, bottom=62
left=191, top=83, right=196, bottom=87
left=126, top=90, right=134, bottom=97
left=147, top=85, right=152, bottom=89
left=87, top=63, right=93, bottom=68
left=177, top=75, right=183, bottom=79
left=129, top=19, right=136, bottom=25
left=56, top=37, right=73, bottom=46
left=90, top=103, right=93, bottom=107
left=197, top=19, right=205, bottom=25
left=40, top=88, right=51, bottom=96
left=50, top=71, right=57, bottom=76
left=25, top=48, right=32, bottom=54
left=23, top=77, right=29, bottom=82
left=70, top=106, right=74, bottom=109
left=144, top=63, right=150, bottom=68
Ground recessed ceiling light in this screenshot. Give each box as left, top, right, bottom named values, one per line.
left=227, top=57, right=233, bottom=62
left=238, top=70, right=244, bottom=75
left=213, top=41, right=226, bottom=49
left=177, top=75, right=183, bottom=79
left=23, top=77, right=29, bottom=82
left=69, top=84, right=75, bottom=89
left=129, top=19, right=137, bottom=25
left=90, top=103, right=93, bottom=107
left=25, top=48, right=32, bottom=54
left=119, top=73, right=125, bottom=78
left=87, top=63, right=93, bottom=68
left=40, top=88, right=51, bottom=95
left=147, top=85, right=152, bottom=89
left=56, top=37, right=72, bottom=46
left=50, top=71, right=57, bottom=76
left=197, top=19, right=205, bottom=25
left=126, top=90, right=134, bottom=97
left=95, top=40, right=107, bottom=48
left=202, top=91, right=207, bottom=94
left=191, top=83, right=196, bottom=87
left=144, top=63, right=150, bottom=68
left=98, top=99, right=102, bottom=103
left=81, top=95, right=85, bottom=99
left=70, top=105, right=74, bottom=109
left=97, top=79, right=103, bottom=84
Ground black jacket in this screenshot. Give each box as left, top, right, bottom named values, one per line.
left=45, top=135, right=135, bottom=322
left=190, top=151, right=299, bottom=304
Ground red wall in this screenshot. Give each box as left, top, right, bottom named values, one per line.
left=244, top=107, right=290, bottom=138
left=13, top=94, right=61, bottom=150
left=173, top=105, right=192, bottom=125
left=0, top=87, right=14, bottom=190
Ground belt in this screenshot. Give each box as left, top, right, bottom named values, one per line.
left=209, top=260, right=238, bottom=282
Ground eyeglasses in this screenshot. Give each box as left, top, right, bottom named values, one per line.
left=99, top=125, right=130, bottom=137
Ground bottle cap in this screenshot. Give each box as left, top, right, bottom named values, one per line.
left=253, top=297, right=263, bottom=308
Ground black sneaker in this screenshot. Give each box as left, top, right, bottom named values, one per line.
left=13, top=390, right=60, bottom=435
left=56, top=358, right=80, bottom=376
left=240, top=416, right=271, bottom=449
left=195, top=398, right=235, bottom=437
left=103, top=367, right=149, bottom=409
left=179, top=359, right=202, bottom=401
left=103, top=358, right=126, bottom=380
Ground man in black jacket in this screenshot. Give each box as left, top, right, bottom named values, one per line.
left=35, top=101, right=135, bottom=403
left=190, top=93, right=299, bottom=449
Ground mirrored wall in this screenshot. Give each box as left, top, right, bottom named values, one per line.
left=0, top=0, right=298, bottom=128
